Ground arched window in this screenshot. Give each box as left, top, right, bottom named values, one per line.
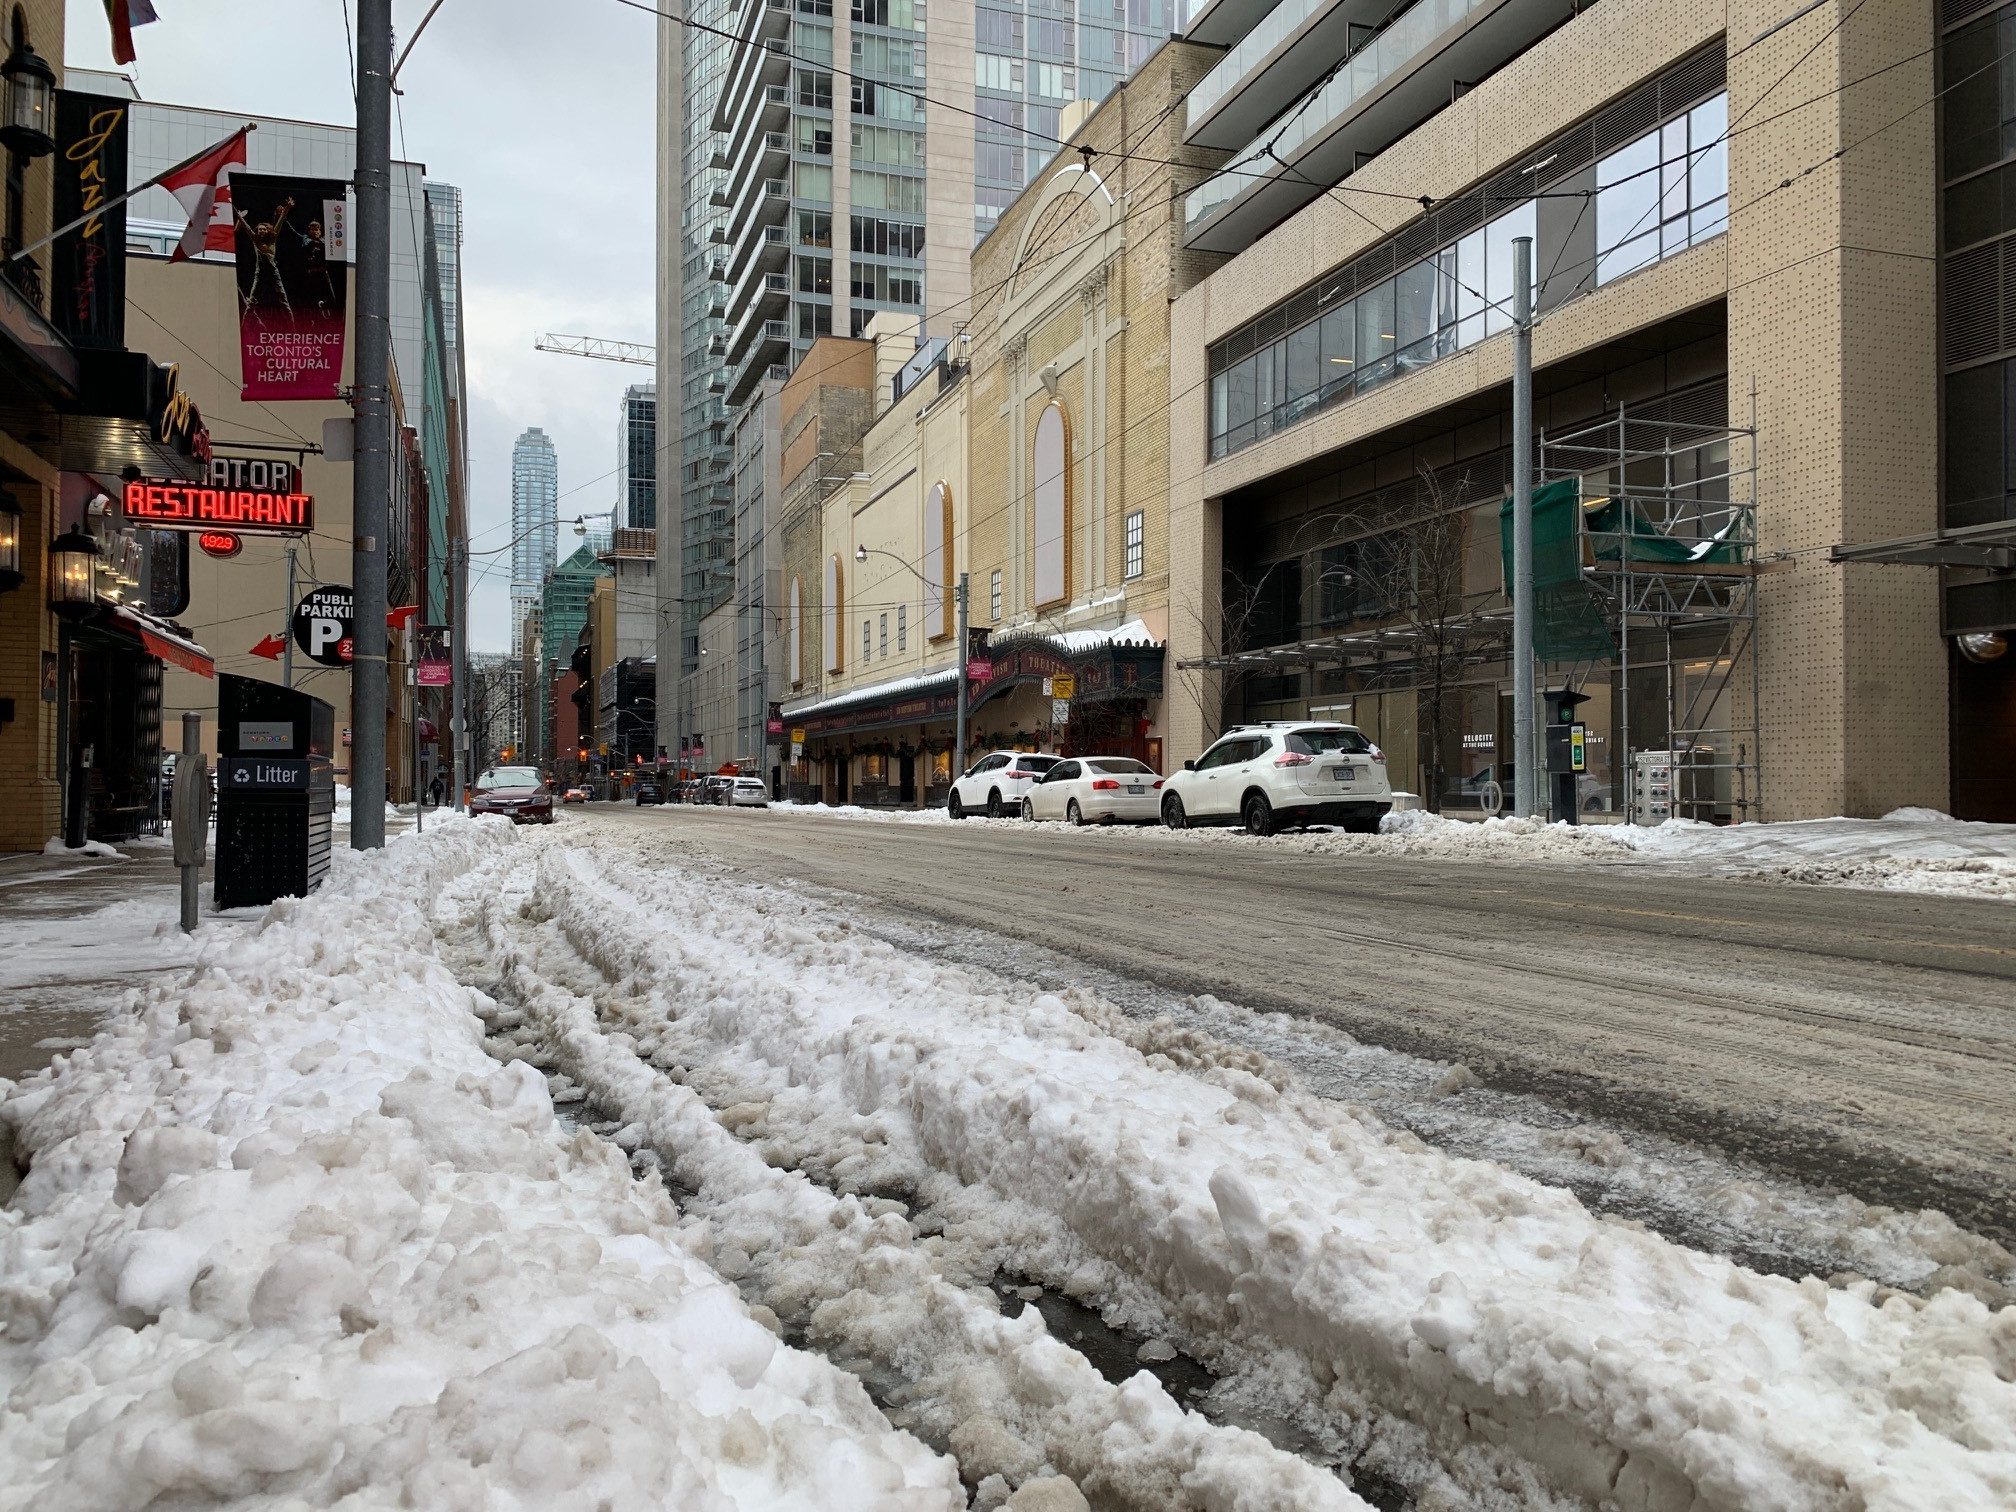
left=822, top=553, right=842, bottom=673
left=788, top=575, right=804, bottom=686
left=923, top=480, right=953, bottom=639
left=1033, top=401, right=1070, bottom=608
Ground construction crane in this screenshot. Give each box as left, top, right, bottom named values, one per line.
left=534, top=333, right=656, bottom=367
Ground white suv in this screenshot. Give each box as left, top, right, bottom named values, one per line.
left=1160, top=723, right=1391, bottom=835
left=948, top=751, right=1061, bottom=819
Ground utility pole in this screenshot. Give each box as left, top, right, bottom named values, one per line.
left=1510, top=235, right=1538, bottom=820
left=282, top=546, right=296, bottom=688
left=954, top=571, right=970, bottom=783
left=349, top=0, right=393, bottom=850
left=451, top=537, right=468, bottom=811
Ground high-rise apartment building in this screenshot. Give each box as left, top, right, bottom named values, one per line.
left=510, top=427, right=560, bottom=657
left=617, top=383, right=658, bottom=530
left=656, top=0, right=1192, bottom=687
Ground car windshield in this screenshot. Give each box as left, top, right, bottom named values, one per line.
left=1087, top=758, right=1151, bottom=774
left=1286, top=728, right=1373, bottom=756
left=477, top=767, right=542, bottom=789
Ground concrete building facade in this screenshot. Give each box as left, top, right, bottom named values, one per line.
left=1162, top=0, right=1998, bottom=821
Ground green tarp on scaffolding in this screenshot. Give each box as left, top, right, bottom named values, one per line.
left=1584, top=498, right=1747, bottom=566
left=1499, top=479, right=1614, bottom=662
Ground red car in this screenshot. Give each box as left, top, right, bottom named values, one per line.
left=470, top=765, right=555, bottom=824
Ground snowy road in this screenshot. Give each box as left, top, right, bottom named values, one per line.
left=571, top=805, right=2016, bottom=1249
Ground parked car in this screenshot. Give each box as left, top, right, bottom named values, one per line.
left=729, top=776, right=770, bottom=807
left=634, top=779, right=664, bottom=806
left=470, top=765, right=555, bottom=825
left=1020, top=756, right=1163, bottom=825
left=948, top=751, right=1062, bottom=819
left=1160, top=723, right=1390, bottom=835
left=562, top=786, right=589, bottom=805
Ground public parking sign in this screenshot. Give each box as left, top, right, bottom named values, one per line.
left=292, top=585, right=355, bottom=668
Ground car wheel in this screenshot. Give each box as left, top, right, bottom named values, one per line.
left=1021, top=797, right=1036, bottom=822
left=1161, top=792, right=1187, bottom=829
left=986, top=789, right=1003, bottom=818
left=1067, top=799, right=1086, bottom=827
left=948, top=792, right=965, bottom=820
left=1242, top=792, right=1278, bottom=837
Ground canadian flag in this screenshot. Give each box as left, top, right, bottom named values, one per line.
left=161, top=127, right=250, bottom=263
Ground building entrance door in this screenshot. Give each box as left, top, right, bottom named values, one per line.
left=898, top=748, right=916, bottom=804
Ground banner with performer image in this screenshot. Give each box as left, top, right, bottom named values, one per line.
left=232, top=173, right=349, bottom=400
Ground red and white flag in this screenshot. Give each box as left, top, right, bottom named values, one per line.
left=161, top=127, right=249, bottom=263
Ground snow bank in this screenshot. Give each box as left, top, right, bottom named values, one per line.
left=758, top=799, right=2016, bottom=898
left=0, top=819, right=961, bottom=1512
left=513, top=840, right=2016, bottom=1512
left=39, top=838, right=123, bottom=860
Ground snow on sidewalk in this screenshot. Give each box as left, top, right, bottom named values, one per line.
left=0, top=819, right=962, bottom=1512
left=518, top=836, right=2016, bottom=1512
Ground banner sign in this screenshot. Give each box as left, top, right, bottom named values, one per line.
left=292, top=584, right=355, bottom=667
left=125, top=477, right=313, bottom=534
left=51, top=92, right=129, bottom=349
left=416, top=624, right=452, bottom=687
left=233, top=173, right=349, bottom=400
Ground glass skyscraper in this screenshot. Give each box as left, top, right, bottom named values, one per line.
left=510, top=427, right=559, bottom=656
left=617, top=383, right=658, bottom=531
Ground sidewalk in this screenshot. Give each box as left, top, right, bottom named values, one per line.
left=0, top=842, right=201, bottom=1084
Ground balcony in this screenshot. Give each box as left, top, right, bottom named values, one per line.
left=727, top=320, right=791, bottom=405
left=1183, top=0, right=1579, bottom=254
left=728, top=220, right=789, bottom=285
left=716, top=39, right=790, bottom=136
left=724, top=129, right=789, bottom=217
left=1, top=243, right=46, bottom=311
left=726, top=267, right=790, bottom=332
left=1185, top=0, right=1289, bottom=47
left=729, top=174, right=792, bottom=243
left=1185, top=0, right=1394, bottom=152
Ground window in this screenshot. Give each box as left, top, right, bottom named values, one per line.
left=852, top=122, right=925, bottom=168
left=976, top=10, right=1022, bottom=49
left=978, top=143, right=1024, bottom=183
left=823, top=554, right=843, bottom=672
left=793, top=20, right=833, bottom=64
left=879, top=612, right=889, bottom=658
left=896, top=604, right=908, bottom=650
left=1204, top=91, right=1729, bottom=461
left=796, top=255, right=831, bottom=293
left=1034, top=402, right=1070, bottom=606
left=976, top=54, right=1022, bottom=90
left=852, top=0, right=920, bottom=27
left=854, top=33, right=920, bottom=78
left=851, top=215, right=925, bottom=257
left=797, top=303, right=832, bottom=339
left=990, top=568, right=1003, bottom=622
left=854, top=171, right=925, bottom=214
left=789, top=576, right=804, bottom=685
left=796, top=70, right=832, bottom=108
left=864, top=619, right=872, bottom=660
left=1032, top=63, right=1075, bottom=100
left=852, top=78, right=922, bottom=121
left=795, top=115, right=833, bottom=155
left=1047, top=761, right=1082, bottom=783
left=797, top=209, right=833, bottom=247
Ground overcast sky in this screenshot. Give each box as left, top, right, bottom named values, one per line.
left=63, top=0, right=657, bottom=653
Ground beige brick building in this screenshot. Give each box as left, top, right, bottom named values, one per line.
left=1164, top=0, right=2009, bottom=821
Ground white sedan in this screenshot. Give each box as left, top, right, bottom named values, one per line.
left=1020, top=756, right=1163, bottom=825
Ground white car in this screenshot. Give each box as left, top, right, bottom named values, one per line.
left=1160, top=722, right=1392, bottom=835
left=1020, top=756, right=1163, bottom=825
left=728, top=777, right=770, bottom=807
left=948, top=751, right=1062, bottom=819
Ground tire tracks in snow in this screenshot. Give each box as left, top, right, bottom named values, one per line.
left=428, top=840, right=1402, bottom=1512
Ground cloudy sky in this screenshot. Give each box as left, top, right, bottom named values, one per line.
left=63, top=0, right=657, bottom=653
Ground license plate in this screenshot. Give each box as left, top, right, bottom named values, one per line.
left=1332, top=767, right=1354, bottom=782
left=1127, top=785, right=1144, bottom=795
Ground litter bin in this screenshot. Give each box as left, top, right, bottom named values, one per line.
left=213, top=673, right=337, bottom=909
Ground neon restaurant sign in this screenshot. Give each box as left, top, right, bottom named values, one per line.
left=123, top=479, right=313, bottom=535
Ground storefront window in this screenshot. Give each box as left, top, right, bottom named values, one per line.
left=929, top=748, right=951, bottom=785
left=862, top=751, right=887, bottom=783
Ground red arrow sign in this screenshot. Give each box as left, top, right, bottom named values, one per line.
left=249, top=632, right=286, bottom=661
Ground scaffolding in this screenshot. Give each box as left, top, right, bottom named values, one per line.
left=1538, top=397, right=1762, bottom=822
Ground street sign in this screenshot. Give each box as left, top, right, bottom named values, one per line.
left=1570, top=722, right=1587, bottom=773
left=1051, top=698, right=1070, bottom=725
left=291, top=585, right=355, bottom=668
left=967, top=659, right=993, bottom=681
left=220, top=756, right=312, bottom=790
left=1049, top=673, right=1076, bottom=700
left=249, top=632, right=286, bottom=661
left=790, top=742, right=803, bottom=761
left=789, top=726, right=805, bottom=745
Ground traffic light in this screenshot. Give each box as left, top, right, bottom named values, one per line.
left=578, top=747, right=588, bottom=764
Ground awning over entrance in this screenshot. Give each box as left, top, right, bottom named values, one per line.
left=1830, top=520, right=2016, bottom=569
left=111, top=605, right=215, bottom=678
left=783, top=624, right=1166, bottom=741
